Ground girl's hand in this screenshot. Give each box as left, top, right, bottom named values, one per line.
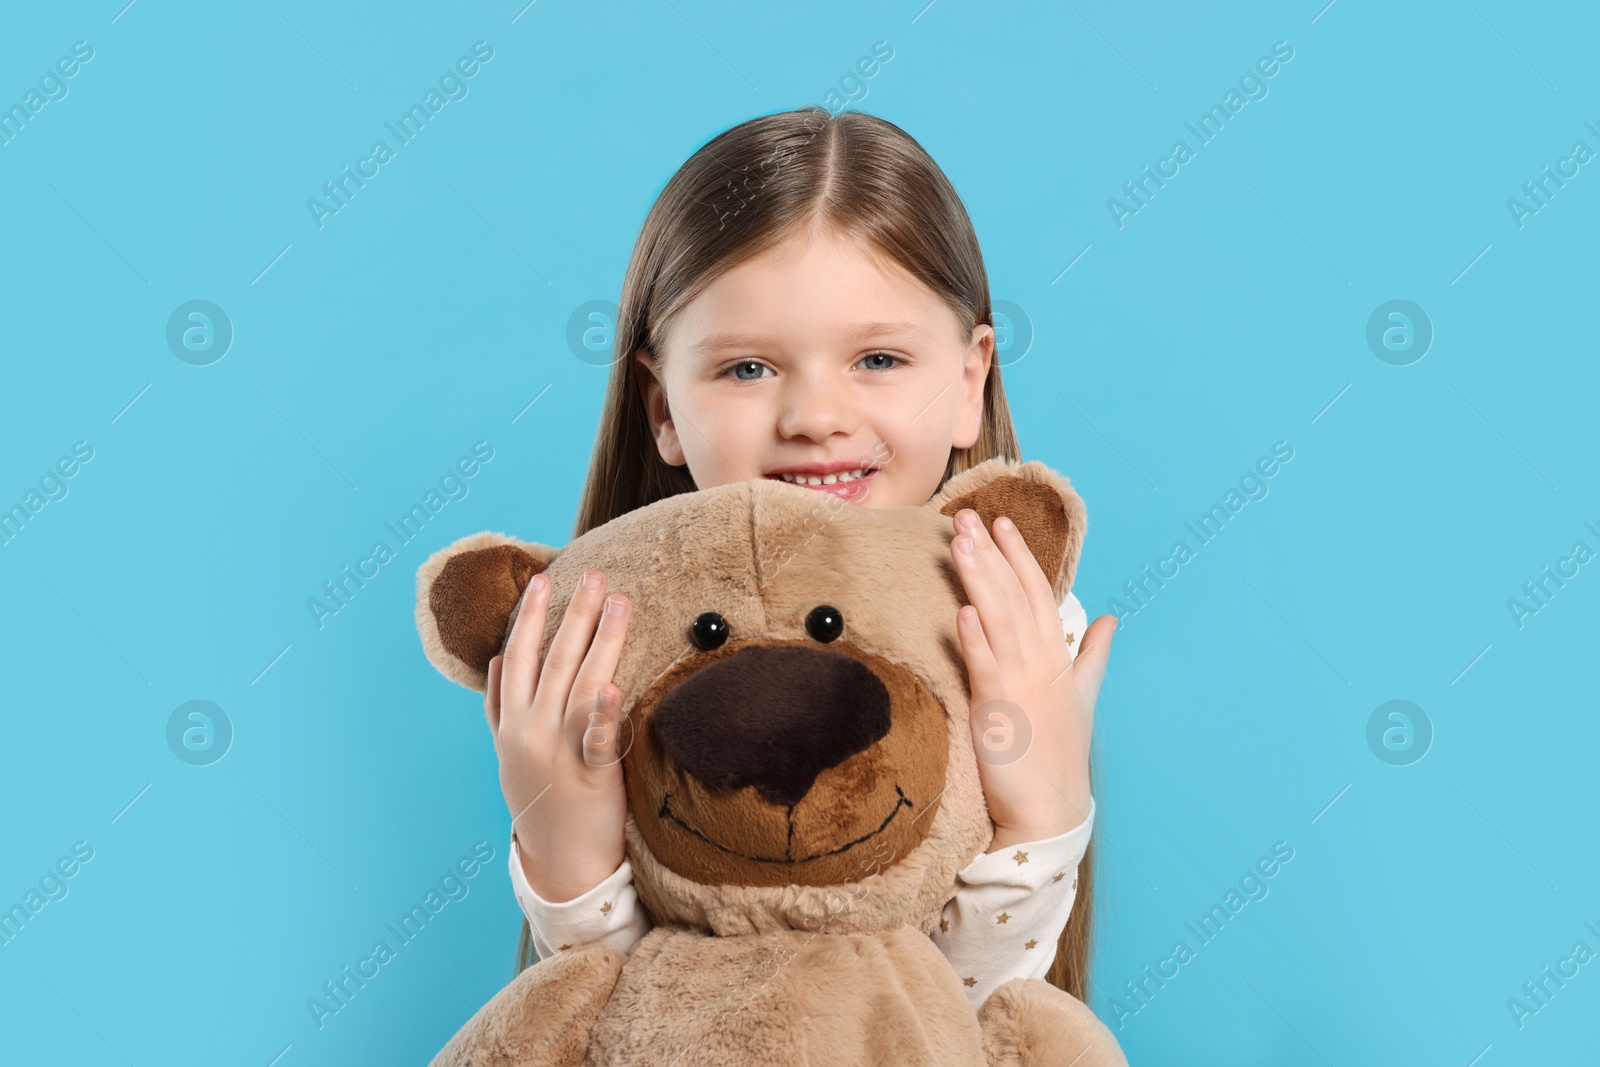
left=949, top=508, right=1116, bottom=853
left=486, top=568, right=631, bottom=903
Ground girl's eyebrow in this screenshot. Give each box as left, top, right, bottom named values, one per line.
left=690, top=320, right=931, bottom=358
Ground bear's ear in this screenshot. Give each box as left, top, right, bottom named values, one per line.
left=929, top=458, right=1087, bottom=599
left=415, top=531, right=559, bottom=692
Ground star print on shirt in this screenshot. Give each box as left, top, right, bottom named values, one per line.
left=1025, top=939, right=1038, bottom=949
left=939, top=918, right=949, bottom=933
left=1065, top=632, right=1076, bottom=646
left=599, top=900, right=613, bottom=914
left=1052, top=871, right=1064, bottom=882
left=558, top=943, right=571, bottom=951
left=996, top=912, right=1011, bottom=924
left=1012, top=850, right=1029, bottom=865
left=963, top=976, right=977, bottom=987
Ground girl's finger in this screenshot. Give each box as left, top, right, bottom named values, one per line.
left=580, top=684, right=622, bottom=769
left=484, top=654, right=504, bottom=734
left=566, top=592, right=632, bottom=729
left=955, top=603, right=1004, bottom=702
left=989, top=514, right=1062, bottom=639
left=1070, top=614, right=1118, bottom=698
left=951, top=511, right=1028, bottom=662
left=532, top=569, right=610, bottom=725
left=499, top=572, right=551, bottom=713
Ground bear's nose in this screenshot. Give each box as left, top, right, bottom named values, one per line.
left=653, top=644, right=891, bottom=807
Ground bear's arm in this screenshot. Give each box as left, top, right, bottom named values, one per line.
left=429, top=941, right=625, bottom=1067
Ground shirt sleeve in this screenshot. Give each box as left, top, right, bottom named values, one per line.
left=1059, top=588, right=1088, bottom=662
left=508, top=831, right=651, bottom=961
left=930, top=796, right=1095, bottom=1008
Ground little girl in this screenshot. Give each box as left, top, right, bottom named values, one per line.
left=481, top=105, right=1116, bottom=1008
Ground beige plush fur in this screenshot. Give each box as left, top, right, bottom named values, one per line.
left=414, top=457, right=1127, bottom=1066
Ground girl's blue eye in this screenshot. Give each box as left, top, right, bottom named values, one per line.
left=725, top=352, right=899, bottom=379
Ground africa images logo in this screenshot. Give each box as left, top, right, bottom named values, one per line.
left=306, top=42, right=495, bottom=230
left=1106, top=41, right=1295, bottom=229
left=306, top=441, right=495, bottom=630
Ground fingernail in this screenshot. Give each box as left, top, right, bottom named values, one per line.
left=956, top=536, right=975, bottom=555
left=524, top=573, right=544, bottom=599
left=996, top=516, right=1013, bottom=533
left=603, top=595, right=626, bottom=617
left=581, top=570, right=603, bottom=590
left=957, top=510, right=978, bottom=530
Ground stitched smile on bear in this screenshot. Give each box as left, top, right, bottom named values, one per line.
left=656, top=782, right=913, bottom=864
left=623, top=636, right=949, bottom=889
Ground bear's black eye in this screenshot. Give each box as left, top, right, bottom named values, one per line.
left=690, top=611, right=729, bottom=651
left=805, top=605, right=843, bottom=643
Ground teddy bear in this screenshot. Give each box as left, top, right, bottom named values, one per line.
left=413, top=456, right=1128, bottom=1066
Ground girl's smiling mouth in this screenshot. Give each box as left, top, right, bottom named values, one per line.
left=763, top=460, right=879, bottom=503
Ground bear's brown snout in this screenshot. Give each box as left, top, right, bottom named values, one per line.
left=652, top=645, right=891, bottom=808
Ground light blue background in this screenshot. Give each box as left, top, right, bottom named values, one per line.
left=2, top=1, right=1595, bottom=1064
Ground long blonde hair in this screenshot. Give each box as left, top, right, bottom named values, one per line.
left=517, top=104, right=1097, bottom=1003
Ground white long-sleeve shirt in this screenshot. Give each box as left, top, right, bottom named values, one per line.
left=508, top=591, right=1096, bottom=1010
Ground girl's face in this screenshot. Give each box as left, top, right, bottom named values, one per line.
left=634, top=226, right=993, bottom=509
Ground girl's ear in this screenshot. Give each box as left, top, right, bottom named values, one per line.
left=952, top=322, right=993, bottom=450
left=928, top=458, right=1087, bottom=599
left=634, top=347, right=686, bottom=466
left=415, top=531, right=559, bottom=692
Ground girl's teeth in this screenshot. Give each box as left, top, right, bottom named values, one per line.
left=780, top=468, right=868, bottom=485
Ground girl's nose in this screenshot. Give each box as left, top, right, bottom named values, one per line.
left=775, top=374, right=858, bottom=442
